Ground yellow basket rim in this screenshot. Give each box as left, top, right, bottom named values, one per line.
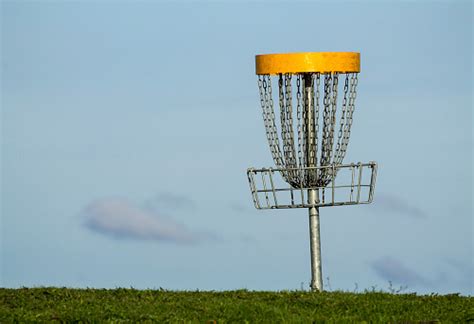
left=255, top=52, right=360, bottom=75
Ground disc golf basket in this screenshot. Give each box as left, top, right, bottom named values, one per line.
left=246, top=52, right=378, bottom=291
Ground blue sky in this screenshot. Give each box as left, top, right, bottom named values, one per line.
left=1, top=1, right=472, bottom=295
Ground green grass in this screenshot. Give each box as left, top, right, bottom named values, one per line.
left=0, top=288, right=472, bottom=323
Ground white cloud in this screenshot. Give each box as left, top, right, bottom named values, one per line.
left=82, top=198, right=204, bottom=244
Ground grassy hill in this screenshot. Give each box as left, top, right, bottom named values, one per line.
left=1, top=288, right=472, bottom=322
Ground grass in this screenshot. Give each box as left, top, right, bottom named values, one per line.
left=0, top=288, right=472, bottom=322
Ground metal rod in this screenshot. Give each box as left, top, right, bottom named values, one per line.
left=268, top=169, right=278, bottom=207
left=308, top=190, right=322, bottom=291
left=356, top=162, right=363, bottom=203
left=304, top=74, right=323, bottom=292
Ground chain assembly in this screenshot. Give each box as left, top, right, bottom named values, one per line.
left=257, top=72, right=358, bottom=188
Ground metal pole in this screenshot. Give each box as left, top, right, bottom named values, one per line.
left=304, top=74, right=323, bottom=292
left=308, top=193, right=323, bottom=291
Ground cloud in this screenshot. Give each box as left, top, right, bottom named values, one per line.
left=371, top=256, right=430, bottom=287
left=372, top=193, right=427, bottom=219
left=144, top=192, right=196, bottom=211
left=82, top=198, right=206, bottom=244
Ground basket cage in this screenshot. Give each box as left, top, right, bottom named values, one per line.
left=247, top=162, right=377, bottom=209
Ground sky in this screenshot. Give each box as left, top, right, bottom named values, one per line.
left=1, top=1, right=472, bottom=295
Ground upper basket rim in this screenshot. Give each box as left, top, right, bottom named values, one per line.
left=255, top=52, right=360, bottom=75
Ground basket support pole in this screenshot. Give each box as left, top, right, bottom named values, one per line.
left=304, top=73, right=323, bottom=292
left=308, top=192, right=323, bottom=291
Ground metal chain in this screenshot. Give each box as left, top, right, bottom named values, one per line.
left=296, top=75, right=304, bottom=172
left=320, top=73, right=332, bottom=168
left=284, top=73, right=299, bottom=184
left=258, top=75, right=272, bottom=155
left=314, top=73, right=320, bottom=167
left=305, top=73, right=317, bottom=185
left=278, top=74, right=297, bottom=184
left=267, top=76, right=281, bottom=166
left=334, top=74, right=350, bottom=165
left=258, top=75, right=284, bottom=169
left=320, top=73, right=339, bottom=185
left=301, top=75, right=308, bottom=170
left=278, top=74, right=289, bottom=182
left=339, top=73, right=358, bottom=162
left=328, top=72, right=339, bottom=165
left=308, top=74, right=316, bottom=167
